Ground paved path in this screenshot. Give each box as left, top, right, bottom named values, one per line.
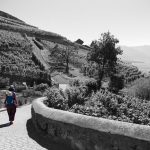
left=0, top=105, right=47, bottom=150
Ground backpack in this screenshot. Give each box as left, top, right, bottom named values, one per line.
left=6, top=91, right=15, bottom=105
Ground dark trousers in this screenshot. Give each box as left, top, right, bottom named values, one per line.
left=6, top=105, right=16, bottom=121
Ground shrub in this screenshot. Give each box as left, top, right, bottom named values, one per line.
left=68, top=89, right=150, bottom=125
left=69, top=79, right=82, bottom=87
left=15, top=84, right=26, bottom=92
left=33, top=91, right=43, bottom=97
left=0, top=77, right=9, bottom=88
left=46, top=88, right=68, bottom=110
left=45, top=84, right=150, bottom=125
left=65, top=86, right=87, bottom=108
left=84, top=78, right=98, bottom=94
left=22, top=89, right=34, bottom=97
left=17, top=96, right=28, bottom=106
left=34, top=83, right=49, bottom=91
left=109, top=74, right=124, bottom=94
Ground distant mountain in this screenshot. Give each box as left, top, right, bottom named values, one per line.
left=120, top=45, right=150, bottom=73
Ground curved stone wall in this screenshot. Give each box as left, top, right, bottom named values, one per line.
left=32, top=97, right=150, bottom=150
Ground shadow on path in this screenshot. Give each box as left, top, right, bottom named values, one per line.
left=26, top=119, right=71, bottom=150
left=0, top=122, right=10, bottom=128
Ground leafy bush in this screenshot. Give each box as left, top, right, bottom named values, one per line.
left=69, top=89, right=150, bottom=125
left=46, top=88, right=68, bottom=110
left=69, top=79, right=82, bottom=87
left=22, top=89, right=34, bottom=97
left=34, top=83, right=49, bottom=91
left=0, top=77, right=9, bottom=88
left=33, top=91, right=43, bottom=97
left=109, top=74, right=124, bottom=93
left=84, top=78, right=98, bottom=94
left=80, top=62, right=98, bottom=78
left=65, top=86, right=87, bottom=107
left=45, top=84, right=150, bottom=126
left=15, top=84, right=26, bottom=92
left=17, top=96, right=28, bottom=106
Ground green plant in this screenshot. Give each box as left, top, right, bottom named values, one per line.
left=46, top=88, right=68, bottom=110
left=45, top=86, right=150, bottom=126
left=84, top=78, right=98, bottom=94
left=109, top=74, right=124, bottom=93
left=15, top=84, right=26, bottom=92
left=34, top=83, right=49, bottom=91
left=88, top=32, right=122, bottom=88
left=69, top=79, right=82, bottom=87
left=65, top=86, right=87, bottom=108
left=33, top=91, right=43, bottom=97
left=22, top=89, right=34, bottom=97
left=0, top=77, right=9, bottom=88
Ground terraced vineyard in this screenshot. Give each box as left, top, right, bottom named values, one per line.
left=117, top=61, right=143, bottom=84
left=0, top=29, right=51, bottom=85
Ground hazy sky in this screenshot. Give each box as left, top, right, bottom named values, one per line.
left=0, top=0, right=150, bottom=46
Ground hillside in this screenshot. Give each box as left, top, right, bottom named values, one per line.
left=0, top=10, right=145, bottom=87
left=0, top=10, right=90, bottom=85
left=0, top=29, right=51, bottom=86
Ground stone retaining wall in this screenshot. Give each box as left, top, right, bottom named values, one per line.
left=32, top=97, right=150, bottom=150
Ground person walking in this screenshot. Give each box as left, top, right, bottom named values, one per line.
left=4, top=85, right=18, bottom=125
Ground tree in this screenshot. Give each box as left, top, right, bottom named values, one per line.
left=87, top=32, right=122, bottom=88
left=109, top=74, right=124, bottom=94
left=51, top=45, right=77, bottom=74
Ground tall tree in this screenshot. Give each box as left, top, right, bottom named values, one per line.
left=87, top=32, right=122, bottom=88
left=51, top=45, right=77, bottom=74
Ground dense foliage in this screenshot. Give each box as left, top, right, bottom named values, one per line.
left=69, top=90, right=150, bottom=125
left=46, top=79, right=150, bottom=126
left=45, top=88, right=68, bottom=109
left=109, top=74, right=124, bottom=94
left=0, top=77, right=9, bottom=88
left=80, top=60, right=142, bottom=86
left=34, top=83, right=49, bottom=92
left=88, top=32, right=122, bottom=88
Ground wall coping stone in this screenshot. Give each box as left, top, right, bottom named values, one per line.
left=32, top=97, right=150, bottom=142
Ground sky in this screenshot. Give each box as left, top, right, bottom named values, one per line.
left=0, top=0, right=150, bottom=46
